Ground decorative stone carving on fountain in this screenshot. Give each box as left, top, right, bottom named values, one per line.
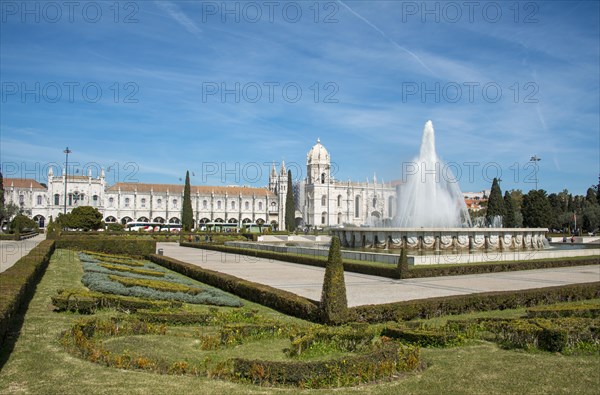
left=332, top=228, right=548, bottom=252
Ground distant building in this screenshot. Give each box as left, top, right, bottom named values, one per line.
left=3, top=139, right=398, bottom=230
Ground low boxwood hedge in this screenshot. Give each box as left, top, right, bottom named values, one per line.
left=349, top=282, right=600, bottom=323
left=180, top=242, right=399, bottom=278
left=381, top=326, right=461, bottom=347
left=402, top=257, right=600, bottom=279
left=232, top=341, right=421, bottom=388
left=0, top=240, right=55, bottom=345
left=149, top=254, right=321, bottom=322
left=51, top=289, right=182, bottom=314
left=56, top=237, right=156, bottom=257
left=526, top=303, right=600, bottom=318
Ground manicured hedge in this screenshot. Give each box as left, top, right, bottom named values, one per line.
left=349, top=282, right=600, bottom=323
left=0, top=240, right=55, bottom=345
left=401, top=257, right=600, bottom=279
left=182, top=242, right=599, bottom=280
left=149, top=254, right=320, bottom=322
left=180, top=242, right=399, bottom=278
left=526, top=303, right=600, bottom=318
left=56, top=237, right=156, bottom=257
left=381, top=326, right=460, bottom=347
left=232, top=341, right=421, bottom=388
left=51, top=289, right=182, bottom=314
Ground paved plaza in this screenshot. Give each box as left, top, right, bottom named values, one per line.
left=158, top=243, right=600, bottom=307
left=0, top=234, right=45, bottom=273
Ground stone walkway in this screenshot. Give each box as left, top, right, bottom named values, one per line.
left=158, top=243, right=600, bottom=307
left=0, top=234, right=46, bottom=273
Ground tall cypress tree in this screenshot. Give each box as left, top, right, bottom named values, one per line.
left=285, top=169, right=295, bottom=232
left=503, top=190, right=516, bottom=228
left=181, top=170, right=194, bottom=232
left=485, top=177, right=505, bottom=226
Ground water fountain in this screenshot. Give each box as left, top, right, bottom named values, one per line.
left=395, top=120, right=471, bottom=228
left=331, top=121, right=548, bottom=254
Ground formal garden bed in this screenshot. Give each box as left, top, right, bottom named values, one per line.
left=1, top=245, right=599, bottom=393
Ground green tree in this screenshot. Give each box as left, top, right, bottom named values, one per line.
left=320, top=236, right=348, bottom=324
left=522, top=190, right=553, bottom=228
left=503, top=191, right=517, bottom=228
left=585, top=187, right=598, bottom=205
left=285, top=170, right=295, bottom=232
left=59, top=206, right=103, bottom=230
left=181, top=170, right=194, bottom=232
left=9, top=214, right=38, bottom=234
left=485, top=177, right=505, bottom=226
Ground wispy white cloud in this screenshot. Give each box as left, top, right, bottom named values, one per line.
left=155, top=1, right=202, bottom=38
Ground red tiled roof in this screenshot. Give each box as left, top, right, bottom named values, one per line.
left=106, top=182, right=274, bottom=197
left=3, top=178, right=46, bottom=190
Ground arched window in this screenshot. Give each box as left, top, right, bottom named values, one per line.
left=217, top=200, right=222, bottom=209
left=231, top=200, right=235, bottom=209
left=54, top=194, right=60, bottom=205
left=321, top=212, right=327, bottom=225
left=172, top=199, right=177, bottom=208
left=337, top=195, right=342, bottom=207
left=19, top=195, right=24, bottom=205
left=37, top=195, right=42, bottom=205
left=321, top=195, right=326, bottom=206
left=203, top=200, right=208, bottom=209
left=92, top=195, right=99, bottom=206
left=108, top=197, right=114, bottom=206
left=355, top=195, right=361, bottom=217
left=141, top=198, right=146, bottom=208
left=258, top=201, right=263, bottom=210
left=124, top=197, right=130, bottom=207
left=372, top=197, right=377, bottom=208
left=337, top=212, right=342, bottom=224
left=321, top=173, right=326, bottom=184
left=388, top=196, right=394, bottom=217
left=244, top=201, right=249, bottom=210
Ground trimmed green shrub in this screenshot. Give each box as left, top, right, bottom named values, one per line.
left=149, top=254, right=320, bottom=322
left=108, top=274, right=203, bottom=294
left=382, top=326, right=461, bottom=347
left=100, top=263, right=165, bottom=277
left=232, top=341, right=421, bottom=388
left=51, top=289, right=181, bottom=313
left=349, top=282, right=600, bottom=323
left=320, top=236, right=348, bottom=325
left=180, top=242, right=399, bottom=278
left=396, top=247, right=408, bottom=279
left=56, top=237, right=156, bottom=257
left=402, top=257, right=600, bottom=279
left=0, top=240, right=55, bottom=346
left=526, top=303, right=600, bottom=318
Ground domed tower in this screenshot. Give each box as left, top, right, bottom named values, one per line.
left=306, top=138, right=330, bottom=185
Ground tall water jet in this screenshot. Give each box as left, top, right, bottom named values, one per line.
left=396, top=121, right=472, bottom=228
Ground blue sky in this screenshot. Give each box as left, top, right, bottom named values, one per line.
left=1, top=0, right=598, bottom=195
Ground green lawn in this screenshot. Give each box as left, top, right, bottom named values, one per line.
left=0, top=249, right=598, bottom=394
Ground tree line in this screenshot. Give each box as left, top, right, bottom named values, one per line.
left=476, top=176, right=600, bottom=234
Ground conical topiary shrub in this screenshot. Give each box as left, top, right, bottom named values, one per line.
left=320, top=236, right=348, bottom=324
left=396, top=247, right=409, bottom=279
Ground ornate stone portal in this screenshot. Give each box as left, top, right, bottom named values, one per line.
left=332, top=228, right=548, bottom=252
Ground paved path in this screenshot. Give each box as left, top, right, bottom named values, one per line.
left=0, top=234, right=46, bottom=273
left=158, top=243, right=600, bottom=307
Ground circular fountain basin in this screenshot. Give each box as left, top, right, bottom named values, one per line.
left=331, top=227, right=549, bottom=251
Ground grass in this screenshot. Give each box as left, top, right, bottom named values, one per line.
left=1, top=249, right=599, bottom=394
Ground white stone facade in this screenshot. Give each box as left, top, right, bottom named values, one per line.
left=3, top=139, right=397, bottom=230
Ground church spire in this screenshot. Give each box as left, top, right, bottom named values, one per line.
left=280, top=160, right=286, bottom=175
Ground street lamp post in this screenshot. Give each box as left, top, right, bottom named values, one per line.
left=64, top=147, right=72, bottom=215
left=530, top=155, right=541, bottom=190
